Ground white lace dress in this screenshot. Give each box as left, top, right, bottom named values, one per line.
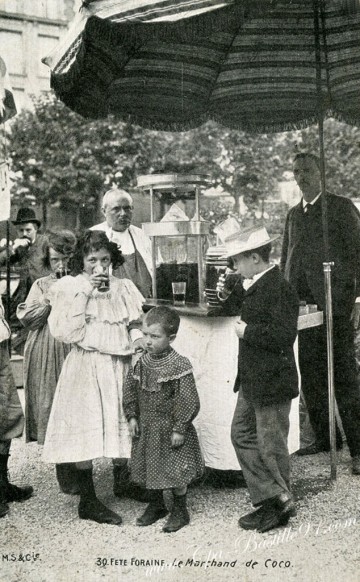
left=42, top=274, right=144, bottom=463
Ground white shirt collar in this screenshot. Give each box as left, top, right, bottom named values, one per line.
left=242, top=264, right=276, bottom=290
left=302, top=192, right=321, bottom=208
left=108, top=226, right=135, bottom=255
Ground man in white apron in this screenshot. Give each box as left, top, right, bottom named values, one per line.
left=91, top=187, right=152, bottom=299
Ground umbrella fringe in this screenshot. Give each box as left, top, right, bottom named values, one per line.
left=210, top=114, right=322, bottom=134
left=48, top=86, right=360, bottom=133
left=329, top=108, right=360, bottom=127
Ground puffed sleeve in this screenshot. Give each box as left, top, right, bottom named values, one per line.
left=47, top=276, right=93, bottom=344
left=17, top=279, right=51, bottom=331
left=119, top=278, right=145, bottom=322
left=172, top=372, right=200, bottom=434
left=122, top=368, right=140, bottom=421
left=118, top=278, right=145, bottom=341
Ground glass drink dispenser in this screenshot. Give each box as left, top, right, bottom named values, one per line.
left=137, top=174, right=210, bottom=304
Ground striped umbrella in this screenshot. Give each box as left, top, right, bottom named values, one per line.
left=44, top=0, right=360, bottom=132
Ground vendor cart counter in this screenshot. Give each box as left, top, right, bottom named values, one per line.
left=144, top=300, right=323, bottom=471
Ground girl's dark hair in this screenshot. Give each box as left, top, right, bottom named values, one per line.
left=42, top=230, right=77, bottom=268
left=144, top=306, right=180, bottom=336
left=241, top=242, right=272, bottom=262
left=71, top=230, right=125, bottom=275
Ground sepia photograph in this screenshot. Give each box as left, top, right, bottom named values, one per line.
left=1, top=1, right=360, bottom=581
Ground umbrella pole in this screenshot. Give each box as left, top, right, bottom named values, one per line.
left=6, top=219, right=11, bottom=355
left=314, top=0, right=336, bottom=480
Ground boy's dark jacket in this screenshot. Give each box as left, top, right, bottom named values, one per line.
left=222, top=265, right=299, bottom=407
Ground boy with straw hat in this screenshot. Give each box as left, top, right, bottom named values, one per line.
left=220, top=226, right=299, bottom=533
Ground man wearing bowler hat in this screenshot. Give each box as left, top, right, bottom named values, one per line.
left=220, top=226, right=299, bottom=533
left=0, top=208, right=50, bottom=348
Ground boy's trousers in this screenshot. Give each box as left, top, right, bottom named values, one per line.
left=231, top=387, right=292, bottom=506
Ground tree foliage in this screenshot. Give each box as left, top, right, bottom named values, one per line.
left=8, top=94, right=165, bottom=225
left=8, top=94, right=360, bottom=233
left=8, top=95, right=283, bottom=226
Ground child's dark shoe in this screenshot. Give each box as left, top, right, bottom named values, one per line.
left=257, top=494, right=296, bottom=533
left=78, top=498, right=122, bottom=525
left=238, top=505, right=266, bottom=530
left=163, top=493, right=190, bottom=533
left=78, top=467, right=122, bottom=525
left=136, top=491, right=168, bottom=526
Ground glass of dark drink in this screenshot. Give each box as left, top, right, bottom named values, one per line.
left=172, top=282, right=186, bottom=306
left=97, top=266, right=110, bottom=293
left=55, top=268, right=68, bottom=279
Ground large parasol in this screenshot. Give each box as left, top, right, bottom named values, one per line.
left=44, top=0, right=360, bottom=478
left=45, top=0, right=360, bottom=131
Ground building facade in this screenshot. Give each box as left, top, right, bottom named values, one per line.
left=0, top=1, right=75, bottom=110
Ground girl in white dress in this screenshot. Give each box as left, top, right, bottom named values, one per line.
left=43, top=230, right=144, bottom=525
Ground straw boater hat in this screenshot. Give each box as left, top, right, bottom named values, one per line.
left=221, top=226, right=280, bottom=258
left=12, top=208, right=41, bottom=228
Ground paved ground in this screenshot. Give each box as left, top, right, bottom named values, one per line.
left=0, top=394, right=360, bottom=582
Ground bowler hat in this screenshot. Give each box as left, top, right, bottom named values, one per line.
left=220, top=226, right=279, bottom=258
left=12, top=208, right=41, bottom=228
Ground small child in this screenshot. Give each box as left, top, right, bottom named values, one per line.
left=123, top=306, right=203, bottom=533
left=220, top=227, right=299, bottom=533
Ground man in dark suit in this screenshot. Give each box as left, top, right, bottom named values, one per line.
left=221, top=227, right=299, bottom=533
left=281, top=152, right=360, bottom=474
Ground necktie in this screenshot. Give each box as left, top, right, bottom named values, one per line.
left=304, top=203, right=312, bottom=214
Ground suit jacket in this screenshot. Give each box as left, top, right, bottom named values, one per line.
left=280, top=193, right=360, bottom=319
left=233, top=266, right=299, bottom=407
